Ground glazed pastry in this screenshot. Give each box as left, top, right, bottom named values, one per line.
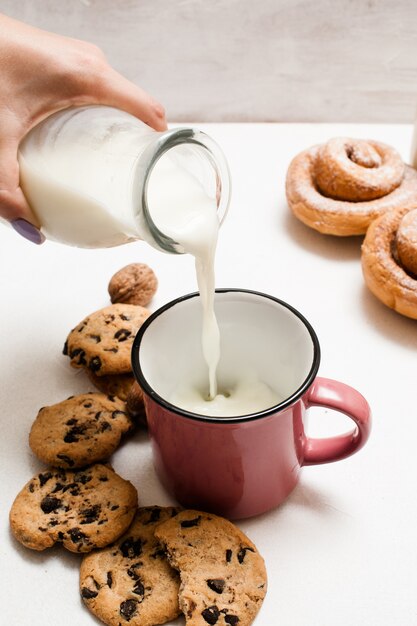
left=286, top=137, right=417, bottom=235
left=361, top=207, right=417, bottom=319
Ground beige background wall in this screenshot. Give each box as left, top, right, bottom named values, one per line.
left=2, top=0, right=417, bottom=123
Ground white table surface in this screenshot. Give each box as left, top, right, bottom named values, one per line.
left=1, top=123, right=416, bottom=626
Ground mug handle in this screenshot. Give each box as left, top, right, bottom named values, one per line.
left=302, top=377, right=371, bottom=466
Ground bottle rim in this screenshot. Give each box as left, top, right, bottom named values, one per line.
left=133, top=127, right=232, bottom=254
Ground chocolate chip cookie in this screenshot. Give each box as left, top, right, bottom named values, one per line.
left=86, top=371, right=136, bottom=402
left=29, top=393, right=133, bottom=469
left=10, top=465, right=138, bottom=552
left=63, top=304, right=150, bottom=376
left=80, top=506, right=181, bottom=626
left=155, top=510, right=267, bottom=626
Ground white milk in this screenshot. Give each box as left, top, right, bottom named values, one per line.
left=147, top=153, right=220, bottom=399
left=148, top=153, right=281, bottom=415
left=19, top=152, right=134, bottom=248
left=18, top=108, right=159, bottom=248
left=170, top=374, right=282, bottom=417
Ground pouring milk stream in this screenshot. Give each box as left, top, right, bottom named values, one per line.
left=17, top=105, right=280, bottom=415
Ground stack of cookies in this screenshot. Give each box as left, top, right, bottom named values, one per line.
left=9, top=261, right=268, bottom=626
left=63, top=302, right=149, bottom=413
left=63, top=262, right=159, bottom=418
left=10, top=390, right=141, bottom=553
left=10, top=263, right=159, bottom=552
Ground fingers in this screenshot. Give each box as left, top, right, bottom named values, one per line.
left=0, top=137, right=45, bottom=244
left=93, top=67, right=167, bottom=131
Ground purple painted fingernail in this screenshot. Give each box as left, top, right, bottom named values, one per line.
left=11, top=219, right=45, bottom=245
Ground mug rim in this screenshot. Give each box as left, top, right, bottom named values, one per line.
left=131, top=288, right=321, bottom=423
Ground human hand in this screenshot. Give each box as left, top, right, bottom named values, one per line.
left=0, top=13, right=167, bottom=244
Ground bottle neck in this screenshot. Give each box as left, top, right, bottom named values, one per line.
left=133, top=127, right=231, bottom=254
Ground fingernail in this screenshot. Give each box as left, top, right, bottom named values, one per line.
left=11, top=219, right=45, bottom=245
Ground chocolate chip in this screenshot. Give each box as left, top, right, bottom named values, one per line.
left=89, top=356, right=102, bottom=372
left=38, top=472, right=53, bottom=487
left=83, top=402, right=93, bottom=408
left=74, top=472, right=92, bottom=484
left=237, top=547, right=255, bottom=564
left=99, top=476, right=109, bottom=482
left=202, top=606, right=220, bottom=624
left=57, top=531, right=65, bottom=540
left=40, top=496, right=62, bottom=514
left=63, top=340, right=68, bottom=355
left=48, top=519, right=59, bottom=527
left=120, top=314, right=130, bottom=321
left=225, top=616, right=239, bottom=625
left=180, top=516, right=201, bottom=528
left=111, top=504, right=119, bottom=511
left=120, top=599, right=138, bottom=621
left=81, top=587, right=98, bottom=600
left=132, top=579, right=145, bottom=598
left=95, top=411, right=101, bottom=420
left=68, top=527, right=87, bottom=544
left=225, top=549, right=232, bottom=562
left=150, top=548, right=165, bottom=559
left=144, top=508, right=161, bottom=524
left=104, top=314, right=115, bottom=324
left=100, top=421, right=112, bottom=432
left=80, top=504, right=101, bottom=524
left=107, top=571, right=113, bottom=588
left=120, top=537, right=143, bottom=558
left=62, top=482, right=80, bottom=495
left=65, top=418, right=78, bottom=426
left=207, top=579, right=225, bottom=594
left=51, top=482, right=64, bottom=493
left=64, top=425, right=87, bottom=443
left=69, top=348, right=87, bottom=366
left=186, top=600, right=197, bottom=618
left=114, top=328, right=132, bottom=342
left=28, top=482, right=35, bottom=493
left=89, top=334, right=101, bottom=343
left=104, top=347, right=119, bottom=353
left=57, top=454, right=75, bottom=467
left=127, top=566, right=139, bottom=580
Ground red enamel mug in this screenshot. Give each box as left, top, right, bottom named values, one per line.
left=132, top=289, right=371, bottom=519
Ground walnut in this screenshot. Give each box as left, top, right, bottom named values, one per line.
left=126, top=381, right=147, bottom=428
left=108, top=263, right=158, bottom=307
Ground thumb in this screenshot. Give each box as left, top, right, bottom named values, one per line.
left=0, top=137, right=45, bottom=244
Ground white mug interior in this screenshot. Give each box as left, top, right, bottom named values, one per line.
left=134, top=290, right=319, bottom=415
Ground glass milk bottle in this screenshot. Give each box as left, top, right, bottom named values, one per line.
left=17, top=105, right=231, bottom=251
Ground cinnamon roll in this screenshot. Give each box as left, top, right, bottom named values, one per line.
left=286, top=138, right=417, bottom=236
left=361, top=207, right=417, bottom=319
